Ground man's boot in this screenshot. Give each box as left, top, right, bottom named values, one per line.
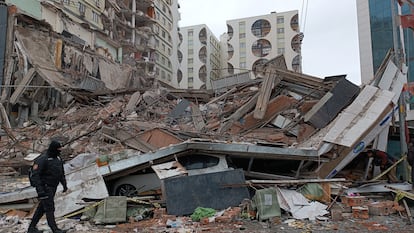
left=27, top=227, right=41, bottom=233
left=45, top=211, right=67, bottom=233
left=52, top=229, right=67, bottom=233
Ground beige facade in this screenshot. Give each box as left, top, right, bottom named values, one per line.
left=222, top=11, right=302, bottom=78
left=179, top=24, right=221, bottom=89
left=152, top=0, right=180, bottom=87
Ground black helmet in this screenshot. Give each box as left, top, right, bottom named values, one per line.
left=48, top=140, right=62, bottom=157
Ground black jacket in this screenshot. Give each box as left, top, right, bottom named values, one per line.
left=31, top=142, right=67, bottom=193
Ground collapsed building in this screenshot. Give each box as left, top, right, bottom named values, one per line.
left=0, top=0, right=412, bottom=225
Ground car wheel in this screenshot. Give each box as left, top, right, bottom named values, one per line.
left=115, top=184, right=137, bottom=197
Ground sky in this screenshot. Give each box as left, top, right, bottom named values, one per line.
left=178, top=0, right=361, bottom=85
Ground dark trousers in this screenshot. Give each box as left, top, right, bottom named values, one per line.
left=29, top=186, right=59, bottom=231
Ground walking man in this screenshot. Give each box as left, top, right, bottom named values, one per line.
left=27, top=140, right=68, bottom=233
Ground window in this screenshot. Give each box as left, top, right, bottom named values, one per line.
left=161, top=70, right=166, bottom=79
left=162, top=30, right=166, bottom=38
left=188, top=77, right=194, bottom=88
left=188, top=30, right=193, bottom=37
left=177, top=155, right=219, bottom=170
left=277, top=16, right=284, bottom=24
left=188, top=58, right=193, bottom=64
left=79, top=2, right=85, bottom=15
left=92, top=11, right=99, bottom=22
left=188, top=68, right=193, bottom=73
left=277, top=28, right=284, bottom=34
left=278, top=48, right=285, bottom=54
left=188, top=49, right=193, bottom=54
left=240, top=42, right=246, bottom=48
left=240, top=62, right=246, bottom=69
left=251, top=19, right=271, bottom=37
left=95, top=0, right=100, bottom=7
left=63, top=0, right=70, bottom=4
left=239, top=21, right=246, bottom=32
left=239, top=33, right=245, bottom=39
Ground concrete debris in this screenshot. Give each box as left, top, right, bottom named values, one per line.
left=0, top=2, right=413, bottom=232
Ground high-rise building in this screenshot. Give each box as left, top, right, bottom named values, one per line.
left=152, top=0, right=180, bottom=87
left=178, top=24, right=221, bottom=89
left=221, top=11, right=303, bottom=79
left=357, top=0, right=413, bottom=84
left=357, top=0, right=414, bottom=120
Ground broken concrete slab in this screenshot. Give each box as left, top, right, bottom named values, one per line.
left=0, top=164, right=108, bottom=218
left=304, top=78, right=360, bottom=129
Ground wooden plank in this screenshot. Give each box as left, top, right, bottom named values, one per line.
left=123, top=91, right=141, bottom=116
left=229, top=95, right=297, bottom=134
left=247, top=178, right=346, bottom=185
left=54, top=39, right=63, bottom=69
left=101, top=126, right=156, bottom=152
left=206, top=87, right=237, bottom=105
left=191, top=104, right=205, bottom=131
left=9, top=68, right=36, bottom=105
left=0, top=58, right=15, bottom=102
left=0, top=103, right=11, bottom=129
left=253, top=71, right=279, bottom=119
left=403, top=199, right=413, bottom=225
left=369, top=155, right=406, bottom=181
left=219, top=92, right=259, bottom=133
left=138, top=128, right=183, bottom=149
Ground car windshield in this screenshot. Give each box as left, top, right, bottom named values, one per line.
left=177, top=155, right=220, bottom=170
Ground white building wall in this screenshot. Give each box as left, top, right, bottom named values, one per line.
left=169, top=0, right=180, bottom=88
left=42, top=6, right=93, bottom=47
left=356, top=0, right=374, bottom=85
left=179, top=24, right=221, bottom=89
left=153, top=0, right=180, bottom=87
left=224, top=11, right=301, bottom=78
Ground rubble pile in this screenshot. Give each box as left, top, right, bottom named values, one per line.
left=0, top=3, right=413, bottom=233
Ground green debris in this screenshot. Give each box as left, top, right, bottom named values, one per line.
left=190, top=207, right=216, bottom=222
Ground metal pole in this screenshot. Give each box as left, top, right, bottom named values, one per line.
left=392, top=0, right=409, bottom=181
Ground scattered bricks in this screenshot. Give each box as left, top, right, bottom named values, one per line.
left=216, top=207, right=242, bottom=223
left=352, top=206, right=369, bottom=219
left=200, top=217, right=210, bottom=225
left=368, top=201, right=395, bottom=216
left=215, top=215, right=233, bottom=223
left=330, top=207, right=344, bottom=221
left=153, top=208, right=166, bottom=219
left=342, top=196, right=367, bottom=207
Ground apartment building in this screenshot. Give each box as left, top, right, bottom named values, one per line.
left=221, top=11, right=303, bottom=79
left=178, top=24, right=221, bottom=89
left=152, top=0, right=180, bottom=87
